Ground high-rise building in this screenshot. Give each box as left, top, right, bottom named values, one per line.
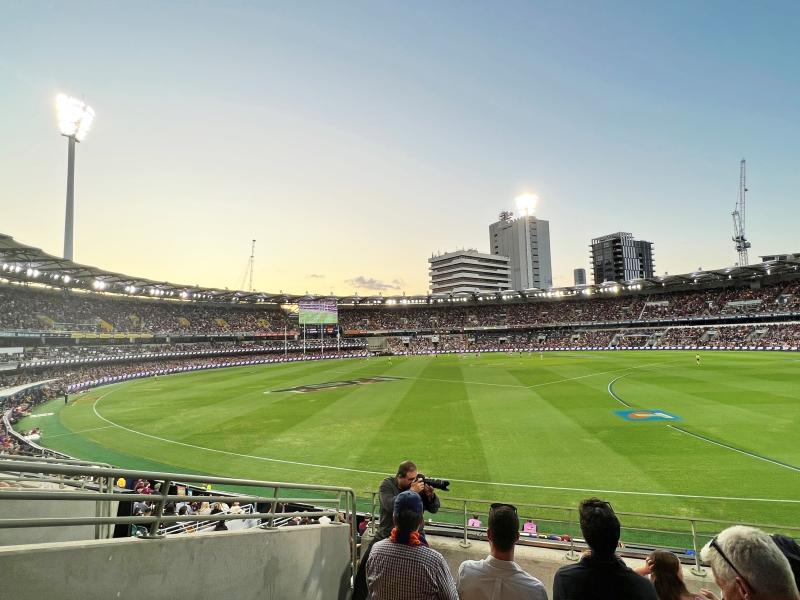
left=489, top=212, right=553, bottom=290
left=590, top=232, right=654, bottom=283
left=428, top=249, right=511, bottom=294
left=574, top=268, right=587, bottom=286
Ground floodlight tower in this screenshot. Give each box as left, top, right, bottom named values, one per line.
left=240, top=239, right=256, bottom=291
left=56, top=93, right=95, bottom=261
left=731, top=159, right=751, bottom=266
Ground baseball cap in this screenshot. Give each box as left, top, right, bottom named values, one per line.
left=394, top=491, right=423, bottom=516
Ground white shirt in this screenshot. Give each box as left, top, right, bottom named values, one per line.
left=458, top=555, right=548, bottom=600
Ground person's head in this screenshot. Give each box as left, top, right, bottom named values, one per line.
left=488, top=503, right=519, bottom=555
left=647, top=550, right=689, bottom=600
left=701, top=526, right=799, bottom=600
left=393, top=491, right=423, bottom=534
left=578, top=498, right=619, bottom=557
left=395, top=460, right=418, bottom=491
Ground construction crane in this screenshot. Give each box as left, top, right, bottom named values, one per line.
left=731, top=159, right=751, bottom=266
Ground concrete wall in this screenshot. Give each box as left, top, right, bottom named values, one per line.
left=430, top=536, right=721, bottom=597
left=1, top=524, right=352, bottom=600
left=0, top=479, right=116, bottom=546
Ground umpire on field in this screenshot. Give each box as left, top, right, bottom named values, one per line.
left=353, top=460, right=441, bottom=599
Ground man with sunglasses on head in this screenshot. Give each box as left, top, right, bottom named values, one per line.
left=458, top=503, right=548, bottom=599
left=698, top=525, right=799, bottom=600
left=553, top=498, right=657, bottom=600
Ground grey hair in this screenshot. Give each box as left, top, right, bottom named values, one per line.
left=701, top=525, right=798, bottom=597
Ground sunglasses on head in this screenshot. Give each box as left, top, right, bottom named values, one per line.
left=490, top=503, right=517, bottom=514
left=710, top=536, right=754, bottom=593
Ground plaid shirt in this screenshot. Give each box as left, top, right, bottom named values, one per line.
left=367, top=538, right=458, bottom=600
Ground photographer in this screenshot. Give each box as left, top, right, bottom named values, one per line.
left=353, top=460, right=443, bottom=600
left=377, top=460, right=441, bottom=541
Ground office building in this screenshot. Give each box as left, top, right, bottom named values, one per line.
left=574, top=268, right=586, bottom=286
left=428, top=249, right=511, bottom=294
left=590, top=232, right=654, bottom=283
left=489, top=212, right=553, bottom=290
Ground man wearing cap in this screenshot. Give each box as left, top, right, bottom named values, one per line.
left=458, top=503, right=548, bottom=599
left=367, top=490, right=458, bottom=600
left=354, top=460, right=441, bottom=599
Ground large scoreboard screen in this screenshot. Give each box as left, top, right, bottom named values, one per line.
left=298, top=301, right=338, bottom=325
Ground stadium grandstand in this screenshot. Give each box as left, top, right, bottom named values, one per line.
left=3, top=232, right=800, bottom=598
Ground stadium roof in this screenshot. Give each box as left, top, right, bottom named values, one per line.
left=1, top=233, right=798, bottom=306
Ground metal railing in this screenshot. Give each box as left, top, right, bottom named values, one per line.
left=156, top=503, right=260, bottom=536
left=0, top=458, right=359, bottom=580
left=364, top=491, right=800, bottom=576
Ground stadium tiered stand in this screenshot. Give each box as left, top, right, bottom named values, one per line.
left=3, top=233, right=800, bottom=597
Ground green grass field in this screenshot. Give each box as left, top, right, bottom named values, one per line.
left=20, top=351, right=800, bottom=545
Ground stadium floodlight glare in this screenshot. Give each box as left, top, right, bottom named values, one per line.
left=56, top=93, right=95, bottom=262
left=56, top=94, right=95, bottom=141
left=515, top=193, right=538, bottom=217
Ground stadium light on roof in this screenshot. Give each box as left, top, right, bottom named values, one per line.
left=56, top=93, right=95, bottom=262
left=515, top=193, right=538, bottom=217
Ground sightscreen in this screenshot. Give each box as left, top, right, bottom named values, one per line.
left=298, top=301, right=338, bottom=324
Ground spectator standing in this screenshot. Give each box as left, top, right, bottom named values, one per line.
left=553, top=498, right=657, bottom=600
left=458, top=503, right=548, bottom=600
left=366, top=491, right=457, bottom=600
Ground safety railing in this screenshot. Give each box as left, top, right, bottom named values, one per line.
left=0, top=458, right=359, bottom=581
left=364, top=492, right=800, bottom=576
left=156, top=503, right=258, bottom=536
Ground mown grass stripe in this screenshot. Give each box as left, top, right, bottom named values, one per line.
left=668, top=425, right=800, bottom=473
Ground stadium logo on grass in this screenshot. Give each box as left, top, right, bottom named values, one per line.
left=615, top=409, right=681, bottom=422
left=269, top=376, right=402, bottom=394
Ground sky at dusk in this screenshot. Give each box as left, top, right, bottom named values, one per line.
left=2, top=1, right=799, bottom=295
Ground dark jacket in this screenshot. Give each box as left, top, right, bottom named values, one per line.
left=553, top=554, right=658, bottom=600
left=376, top=476, right=440, bottom=541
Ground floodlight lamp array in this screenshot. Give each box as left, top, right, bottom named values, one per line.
left=56, top=93, right=95, bottom=141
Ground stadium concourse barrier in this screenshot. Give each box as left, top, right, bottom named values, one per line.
left=0, top=458, right=357, bottom=600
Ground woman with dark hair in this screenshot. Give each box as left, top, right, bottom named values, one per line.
left=636, top=550, right=701, bottom=600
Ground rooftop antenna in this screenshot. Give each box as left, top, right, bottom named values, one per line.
left=731, top=159, right=751, bottom=266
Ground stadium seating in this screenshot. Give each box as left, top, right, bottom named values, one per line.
left=1, top=277, right=799, bottom=337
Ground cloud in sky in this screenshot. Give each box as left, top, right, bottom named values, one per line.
left=345, top=276, right=403, bottom=291
left=308, top=273, right=325, bottom=279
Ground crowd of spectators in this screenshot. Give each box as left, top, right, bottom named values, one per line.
left=342, top=279, right=800, bottom=332
left=0, top=384, right=57, bottom=455
left=0, top=349, right=368, bottom=392
left=16, top=338, right=367, bottom=371
left=0, top=286, right=293, bottom=334
left=0, top=278, right=798, bottom=339
left=384, top=323, right=800, bottom=356
left=364, top=490, right=800, bottom=600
